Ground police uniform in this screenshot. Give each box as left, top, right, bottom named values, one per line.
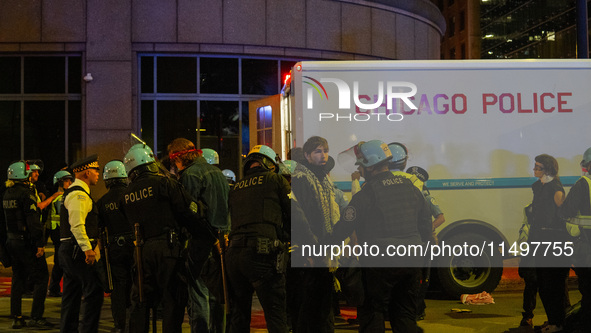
left=330, top=170, right=432, bottom=333
left=97, top=181, right=134, bottom=332
left=3, top=178, right=49, bottom=326
left=226, top=166, right=291, bottom=333
left=47, top=192, right=64, bottom=296
left=122, top=165, right=215, bottom=333
left=561, top=175, right=591, bottom=330
left=59, top=155, right=104, bottom=333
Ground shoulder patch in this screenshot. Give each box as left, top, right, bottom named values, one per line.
left=343, top=206, right=356, bottom=222
left=77, top=195, right=87, bottom=201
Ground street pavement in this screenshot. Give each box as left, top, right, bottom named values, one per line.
left=0, top=244, right=583, bottom=332
left=0, top=287, right=583, bottom=332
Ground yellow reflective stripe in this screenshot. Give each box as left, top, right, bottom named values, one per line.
left=391, top=171, right=424, bottom=191
left=569, top=176, right=591, bottom=233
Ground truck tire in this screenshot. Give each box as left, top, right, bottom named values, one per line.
left=435, top=231, right=503, bottom=299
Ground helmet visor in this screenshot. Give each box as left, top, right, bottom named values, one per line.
left=337, top=145, right=361, bottom=174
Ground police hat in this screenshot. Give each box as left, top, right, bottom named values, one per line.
left=71, top=154, right=99, bottom=173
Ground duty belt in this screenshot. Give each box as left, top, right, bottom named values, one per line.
left=7, top=232, right=27, bottom=241
left=108, top=232, right=135, bottom=246
left=229, top=237, right=259, bottom=248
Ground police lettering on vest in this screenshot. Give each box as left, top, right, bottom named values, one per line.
left=3, top=200, right=17, bottom=209
left=104, top=202, right=119, bottom=211
left=234, top=175, right=265, bottom=189
left=124, top=186, right=154, bottom=203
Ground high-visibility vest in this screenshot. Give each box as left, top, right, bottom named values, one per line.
left=566, top=176, right=591, bottom=237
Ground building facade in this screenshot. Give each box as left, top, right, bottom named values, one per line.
left=480, top=0, right=589, bottom=59
left=0, top=0, right=444, bottom=193
left=434, top=0, right=481, bottom=59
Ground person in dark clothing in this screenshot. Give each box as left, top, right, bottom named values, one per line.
left=46, top=170, right=74, bottom=297
left=121, top=143, right=216, bottom=333
left=560, top=147, right=591, bottom=333
left=97, top=160, right=134, bottom=333
left=59, top=154, right=105, bottom=333
left=291, top=136, right=340, bottom=333
left=529, top=154, right=569, bottom=332
left=168, top=138, right=230, bottom=333
left=226, top=144, right=291, bottom=333
left=328, top=140, right=432, bottom=333
left=3, top=161, right=52, bottom=329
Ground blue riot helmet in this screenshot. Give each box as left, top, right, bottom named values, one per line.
left=7, top=161, right=31, bottom=180
left=29, top=164, right=42, bottom=173
left=581, top=147, right=591, bottom=170
left=53, top=170, right=74, bottom=186
left=124, top=143, right=156, bottom=174
left=354, top=140, right=393, bottom=168
left=387, top=142, right=408, bottom=170
left=283, top=160, right=297, bottom=174
left=202, top=148, right=219, bottom=165
left=103, top=160, right=128, bottom=180
left=244, top=145, right=280, bottom=173
left=222, top=169, right=236, bottom=183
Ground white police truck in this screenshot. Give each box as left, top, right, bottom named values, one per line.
left=249, top=59, right=591, bottom=297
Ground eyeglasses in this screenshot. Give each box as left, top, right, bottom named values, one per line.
left=533, top=165, right=545, bottom=171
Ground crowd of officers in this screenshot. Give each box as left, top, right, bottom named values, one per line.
left=2, top=133, right=591, bottom=333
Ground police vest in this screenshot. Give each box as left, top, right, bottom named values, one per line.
left=566, top=176, right=591, bottom=236
left=2, top=183, right=34, bottom=233
left=229, top=171, right=284, bottom=239
left=49, top=194, right=63, bottom=230
left=122, top=173, right=180, bottom=239
left=97, top=185, right=133, bottom=236
left=60, top=186, right=99, bottom=239
left=364, top=172, right=422, bottom=239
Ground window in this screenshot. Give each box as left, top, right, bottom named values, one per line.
left=0, top=55, right=82, bottom=184
left=256, top=105, right=273, bottom=148
left=139, top=54, right=301, bottom=178
left=449, top=17, right=456, bottom=37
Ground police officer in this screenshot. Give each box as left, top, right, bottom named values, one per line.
left=226, top=145, right=291, bottom=333
left=46, top=170, right=74, bottom=297
left=97, top=160, right=134, bottom=333
left=222, top=169, right=236, bottom=188
left=59, top=154, right=104, bottom=333
left=201, top=148, right=220, bottom=166
left=122, top=143, right=216, bottom=333
left=330, top=140, right=432, bottom=333
left=561, top=147, right=591, bottom=332
left=3, top=161, right=52, bottom=329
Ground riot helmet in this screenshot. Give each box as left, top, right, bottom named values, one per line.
left=103, top=160, right=128, bottom=180
left=581, top=147, right=591, bottom=171
left=222, top=169, right=236, bottom=183
left=388, top=142, right=408, bottom=170
left=7, top=161, right=31, bottom=180
left=53, top=170, right=74, bottom=186
left=243, top=145, right=280, bottom=173
left=202, top=148, right=219, bottom=165
left=354, top=140, right=392, bottom=168
left=124, top=143, right=156, bottom=174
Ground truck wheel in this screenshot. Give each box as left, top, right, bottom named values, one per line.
left=435, top=232, right=503, bottom=299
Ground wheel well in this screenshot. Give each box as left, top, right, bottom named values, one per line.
left=436, top=219, right=508, bottom=250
